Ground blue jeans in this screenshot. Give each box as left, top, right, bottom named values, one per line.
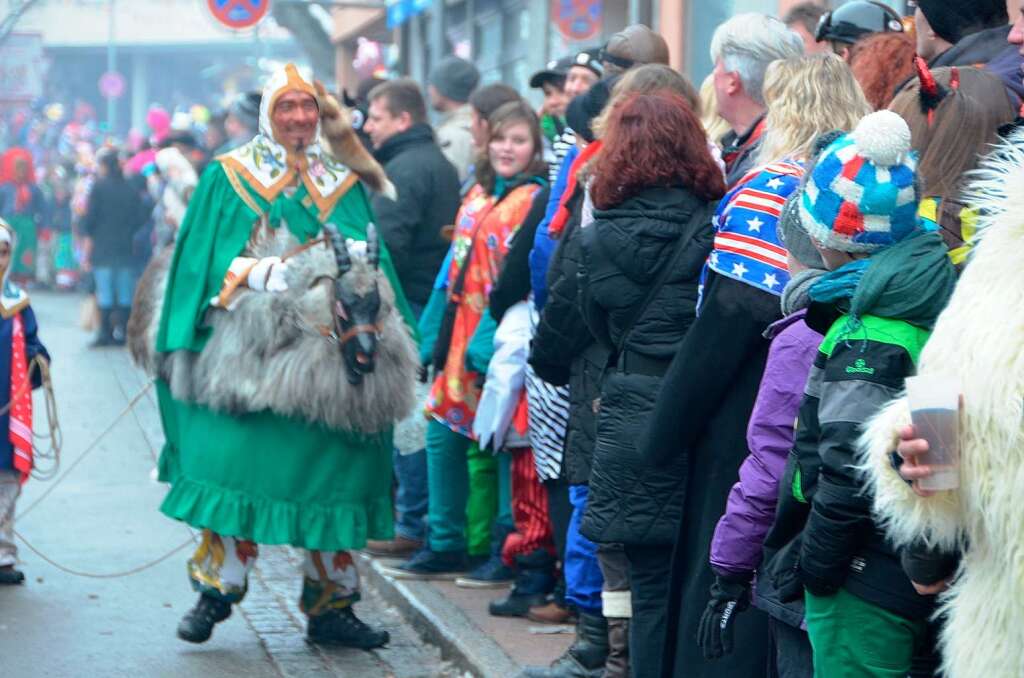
left=565, top=484, right=603, bottom=614
left=394, top=299, right=428, bottom=541
left=93, top=266, right=137, bottom=309
left=394, top=447, right=428, bottom=540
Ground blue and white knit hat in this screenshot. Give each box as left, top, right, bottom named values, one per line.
left=799, top=110, right=919, bottom=253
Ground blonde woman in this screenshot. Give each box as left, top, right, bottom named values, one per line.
left=700, top=75, right=732, bottom=147
left=637, top=54, right=871, bottom=678
left=755, top=53, right=872, bottom=166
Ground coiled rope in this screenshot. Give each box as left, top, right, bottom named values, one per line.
left=12, top=363, right=197, bottom=579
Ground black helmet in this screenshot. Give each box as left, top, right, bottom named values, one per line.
left=815, top=1, right=904, bottom=46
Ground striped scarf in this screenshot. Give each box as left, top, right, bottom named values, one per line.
left=10, top=313, right=32, bottom=484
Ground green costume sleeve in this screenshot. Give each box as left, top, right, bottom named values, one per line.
left=465, top=312, right=498, bottom=373
left=417, top=286, right=447, bottom=365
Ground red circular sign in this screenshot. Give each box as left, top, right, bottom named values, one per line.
left=207, top=0, right=269, bottom=30
left=552, top=0, right=602, bottom=42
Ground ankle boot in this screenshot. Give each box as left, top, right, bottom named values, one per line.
left=516, top=611, right=609, bottom=677
left=177, top=593, right=232, bottom=643
left=112, top=306, right=130, bottom=345
left=605, top=617, right=630, bottom=678
left=90, top=308, right=115, bottom=347
left=307, top=606, right=390, bottom=649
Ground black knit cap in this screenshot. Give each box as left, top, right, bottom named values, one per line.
left=565, top=75, right=617, bottom=143
left=917, top=0, right=1008, bottom=46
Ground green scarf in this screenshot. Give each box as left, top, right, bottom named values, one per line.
left=809, top=230, right=956, bottom=333
left=493, top=173, right=547, bottom=199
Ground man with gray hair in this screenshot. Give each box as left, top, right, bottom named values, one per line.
left=710, top=13, right=803, bottom=185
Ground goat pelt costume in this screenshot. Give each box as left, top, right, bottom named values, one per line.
left=860, top=128, right=1024, bottom=678
left=129, top=64, right=416, bottom=645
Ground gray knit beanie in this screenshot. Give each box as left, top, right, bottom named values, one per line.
left=429, top=57, right=480, bottom=103
left=777, top=195, right=825, bottom=269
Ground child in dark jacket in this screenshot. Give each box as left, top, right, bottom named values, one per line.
left=0, top=217, right=51, bottom=585
left=782, top=111, right=956, bottom=677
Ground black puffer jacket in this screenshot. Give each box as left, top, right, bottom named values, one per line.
left=577, top=186, right=715, bottom=545
left=371, top=124, right=462, bottom=306
left=529, top=187, right=607, bottom=485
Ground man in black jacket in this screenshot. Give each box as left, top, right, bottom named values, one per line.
left=363, top=78, right=461, bottom=559
left=364, top=78, right=461, bottom=311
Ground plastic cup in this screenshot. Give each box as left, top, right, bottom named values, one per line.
left=904, top=374, right=960, bottom=491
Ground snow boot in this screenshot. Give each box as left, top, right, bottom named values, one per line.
left=177, top=593, right=232, bottom=643
left=516, top=611, right=609, bottom=677
left=306, top=606, right=390, bottom=649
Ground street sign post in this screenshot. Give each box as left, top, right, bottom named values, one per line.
left=207, top=0, right=270, bottom=30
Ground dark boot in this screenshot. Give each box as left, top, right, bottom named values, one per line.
left=605, top=617, right=630, bottom=678
left=306, top=606, right=390, bottom=649
left=489, top=548, right=556, bottom=618
left=0, top=564, right=25, bottom=585
left=516, top=612, right=609, bottom=677
left=112, top=306, right=130, bottom=345
left=177, top=593, right=232, bottom=643
left=90, top=308, right=115, bottom=348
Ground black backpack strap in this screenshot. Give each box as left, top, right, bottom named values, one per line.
left=612, top=201, right=716, bottom=359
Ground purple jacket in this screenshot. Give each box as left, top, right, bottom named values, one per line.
left=709, top=309, right=822, bottom=579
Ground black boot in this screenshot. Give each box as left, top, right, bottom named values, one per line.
left=177, top=593, right=232, bottom=643
left=90, top=308, right=115, bottom=348
left=112, top=306, right=130, bottom=346
left=0, top=564, right=25, bottom=585
left=605, top=617, right=629, bottom=678
left=306, top=606, right=390, bottom=649
left=489, top=548, right=556, bottom=618
left=517, top=612, right=609, bottom=677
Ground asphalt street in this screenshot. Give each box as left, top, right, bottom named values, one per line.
left=0, top=291, right=451, bottom=678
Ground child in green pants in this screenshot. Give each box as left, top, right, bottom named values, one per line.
left=785, top=112, right=956, bottom=676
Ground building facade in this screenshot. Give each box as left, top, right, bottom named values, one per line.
left=333, top=0, right=913, bottom=102
left=3, top=0, right=298, bottom=135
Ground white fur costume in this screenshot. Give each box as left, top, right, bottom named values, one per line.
left=860, top=129, right=1024, bottom=678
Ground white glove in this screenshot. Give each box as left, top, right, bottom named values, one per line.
left=247, top=256, right=290, bottom=293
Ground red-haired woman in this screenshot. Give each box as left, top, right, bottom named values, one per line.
left=576, top=91, right=725, bottom=675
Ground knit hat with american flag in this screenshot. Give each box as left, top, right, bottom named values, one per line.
left=799, top=110, right=919, bottom=254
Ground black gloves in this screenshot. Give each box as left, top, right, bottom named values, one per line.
left=697, top=575, right=751, bottom=660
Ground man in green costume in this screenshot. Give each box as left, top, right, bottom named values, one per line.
left=153, top=63, right=412, bottom=648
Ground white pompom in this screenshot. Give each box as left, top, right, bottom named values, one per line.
left=850, top=110, right=912, bottom=167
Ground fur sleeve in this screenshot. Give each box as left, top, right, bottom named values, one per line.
left=858, top=396, right=963, bottom=551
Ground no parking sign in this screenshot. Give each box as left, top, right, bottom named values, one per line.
left=207, top=0, right=270, bottom=30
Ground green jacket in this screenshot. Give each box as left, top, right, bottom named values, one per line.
left=773, top=306, right=937, bottom=621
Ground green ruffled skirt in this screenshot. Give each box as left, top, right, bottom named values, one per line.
left=156, top=380, right=394, bottom=551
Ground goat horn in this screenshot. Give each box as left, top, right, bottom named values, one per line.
left=325, top=223, right=352, bottom=275
left=367, top=222, right=380, bottom=268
